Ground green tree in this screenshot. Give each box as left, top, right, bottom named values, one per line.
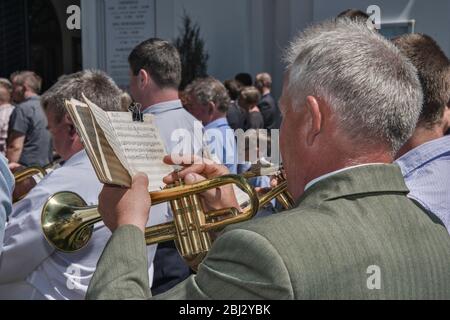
left=175, top=12, right=209, bottom=90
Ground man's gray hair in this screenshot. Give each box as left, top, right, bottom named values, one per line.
left=42, top=70, right=123, bottom=121
left=284, top=19, right=423, bottom=154
left=185, top=77, right=231, bottom=114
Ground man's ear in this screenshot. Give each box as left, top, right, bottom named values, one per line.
left=138, top=69, right=150, bottom=89
left=305, top=96, right=322, bottom=146
left=207, top=101, right=215, bottom=115
left=443, top=103, right=450, bottom=132
left=63, top=114, right=77, bottom=137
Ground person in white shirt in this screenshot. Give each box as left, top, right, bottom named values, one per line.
left=0, top=70, right=158, bottom=300
left=127, top=38, right=209, bottom=294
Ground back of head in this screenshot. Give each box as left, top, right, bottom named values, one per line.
left=240, top=86, right=261, bottom=108
left=224, top=79, right=243, bottom=101
left=235, top=73, right=253, bottom=87
left=128, top=38, right=181, bottom=90
left=284, top=19, right=423, bottom=155
left=11, top=71, right=42, bottom=95
left=185, top=77, right=231, bottom=114
left=337, top=9, right=377, bottom=31
left=120, top=91, right=133, bottom=111
left=337, top=9, right=370, bottom=22
left=255, top=73, right=272, bottom=91
left=0, top=78, right=12, bottom=103
left=41, top=70, right=123, bottom=121
left=392, top=34, right=450, bottom=129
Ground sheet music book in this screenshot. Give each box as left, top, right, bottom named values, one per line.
left=65, top=94, right=173, bottom=191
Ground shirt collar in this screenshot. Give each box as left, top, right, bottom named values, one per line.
left=396, top=135, right=450, bottom=176
left=62, top=149, right=87, bottom=167
left=205, top=117, right=229, bottom=130
left=304, top=163, right=385, bottom=191
left=142, top=100, right=183, bottom=115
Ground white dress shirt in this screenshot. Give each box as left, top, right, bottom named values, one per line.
left=142, top=100, right=208, bottom=223
left=0, top=150, right=159, bottom=300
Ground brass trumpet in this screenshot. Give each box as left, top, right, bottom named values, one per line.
left=242, top=163, right=295, bottom=210
left=41, top=169, right=294, bottom=261
left=13, top=160, right=63, bottom=203
left=14, top=166, right=47, bottom=185
left=41, top=175, right=260, bottom=258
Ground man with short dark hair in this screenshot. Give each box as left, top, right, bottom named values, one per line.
left=255, top=72, right=281, bottom=129
left=224, top=79, right=245, bottom=130
left=6, top=71, right=52, bottom=167
left=128, top=38, right=208, bottom=295
left=234, top=73, right=252, bottom=87
left=393, top=34, right=450, bottom=233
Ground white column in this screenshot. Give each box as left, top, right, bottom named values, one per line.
left=81, top=0, right=106, bottom=70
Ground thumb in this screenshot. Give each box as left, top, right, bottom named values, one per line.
left=184, top=173, right=206, bottom=185
left=184, top=172, right=220, bottom=204
left=132, top=172, right=149, bottom=189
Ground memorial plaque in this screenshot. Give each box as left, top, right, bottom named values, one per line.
left=104, top=0, right=155, bottom=89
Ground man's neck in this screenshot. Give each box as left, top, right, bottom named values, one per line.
left=140, top=89, right=179, bottom=112
left=62, top=146, right=84, bottom=162
left=396, top=125, right=445, bottom=158
left=295, top=146, right=393, bottom=200
left=206, top=114, right=227, bottom=125
left=261, top=88, right=271, bottom=96
left=249, top=105, right=260, bottom=112
left=24, top=92, right=38, bottom=100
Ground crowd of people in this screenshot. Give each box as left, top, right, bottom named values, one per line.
left=0, top=9, right=449, bottom=300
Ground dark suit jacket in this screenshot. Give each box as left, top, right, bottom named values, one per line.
left=151, top=241, right=192, bottom=295
left=87, top=165, right=450, bottom=299
left=258, top=93, right=281, bottom=129
left=226, top=102, right=246, bottom=131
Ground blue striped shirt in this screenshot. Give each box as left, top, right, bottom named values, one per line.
left=396, top=135, right=450, bottom=233
left=205, top=118, right=237, bottom=174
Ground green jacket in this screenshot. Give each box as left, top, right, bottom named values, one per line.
left=86, top=164, right=450, bottom=300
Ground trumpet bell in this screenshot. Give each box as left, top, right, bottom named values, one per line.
left=41, top=192, right=94, bottom=252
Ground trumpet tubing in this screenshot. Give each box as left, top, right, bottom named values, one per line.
left=14, top=166, right=47, bottom=184
left=41, top=175, right=259, bottom=256
left=41, top=171, right=295, bottom=262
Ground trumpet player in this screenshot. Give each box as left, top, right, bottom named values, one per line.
left=87, top=20, right=450, bottom=300
left=0, top=70, right=145, bottom=300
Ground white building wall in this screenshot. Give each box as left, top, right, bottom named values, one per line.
left=313, top=0, right=450, bottom=56
left=82, top=0, right=450, bottom=98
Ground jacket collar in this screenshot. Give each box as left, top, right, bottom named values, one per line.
left=296, top=164, right=410, bottom=207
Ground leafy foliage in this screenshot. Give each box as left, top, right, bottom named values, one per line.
left=175, top=12, right=209, bottom=90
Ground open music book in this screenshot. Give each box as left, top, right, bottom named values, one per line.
left=65, top=94, right=173, bottom=191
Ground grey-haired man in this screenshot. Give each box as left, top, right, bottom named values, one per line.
left=88, top=20, right=450, bottom=299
